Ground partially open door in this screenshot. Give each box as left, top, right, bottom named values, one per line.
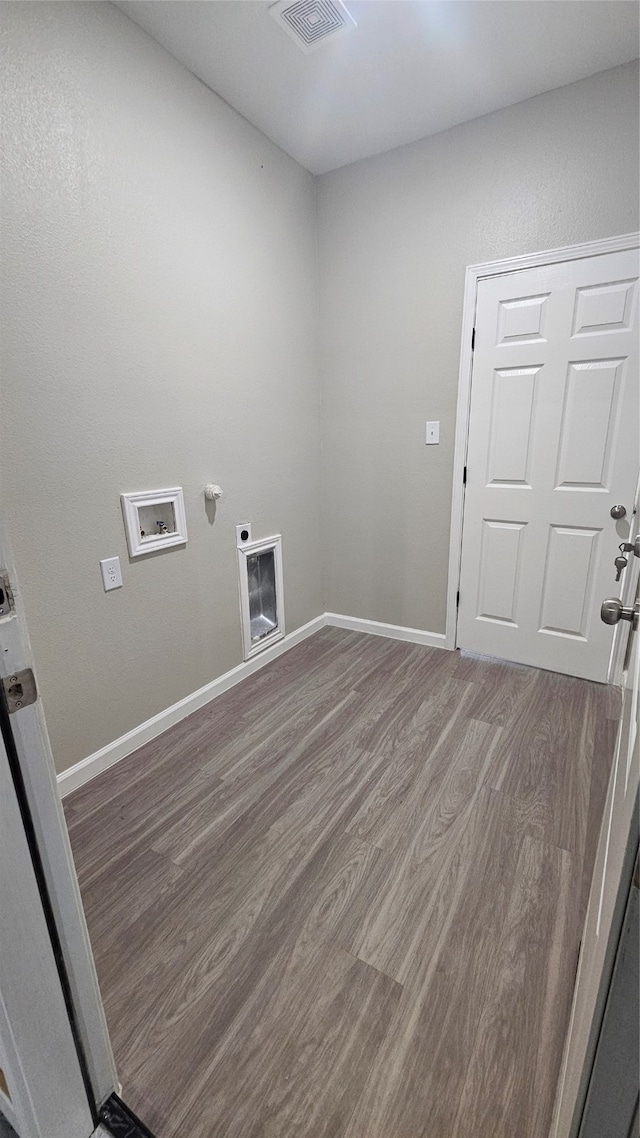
left=0, top=527, right=118, bottom=1132
left=0, top=710, right=96, bottom=1137
left=551, top=516, right=639, bottom=1136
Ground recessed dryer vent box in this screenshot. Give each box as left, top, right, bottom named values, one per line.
left=121, top=487, right=188, bottom=557
left=237, top=534, right=284, bottom=660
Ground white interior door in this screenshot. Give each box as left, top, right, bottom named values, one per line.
left=0, top=724, right=95, bottom=1138
left=457, top=248, right=639, bottom=681
left=551, top=524, right=639, bottom=1137
left=0, top=527, right=117, bottom=1115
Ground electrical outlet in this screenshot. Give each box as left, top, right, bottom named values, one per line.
left=100, top=557, right=122, bottom=592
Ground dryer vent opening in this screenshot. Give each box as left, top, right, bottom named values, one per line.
left=248, top=550, right=277, bottom=641
left=238, top=535, right=285, bottom=660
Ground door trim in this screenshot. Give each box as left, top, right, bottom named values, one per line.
left=0, top=691, right=98, bottom=1129
left=445, top=231, right=640, bottom=664
left=0, top=711, right=96, bottom=1137
left=0, top=528, right=118, bottom=1109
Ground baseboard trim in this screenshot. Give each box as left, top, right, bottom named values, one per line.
left=58, top=610, right=448, bottom=797
left=325, top=612, right=448, bottom=649
left=57, top=614, right=327, bottom=797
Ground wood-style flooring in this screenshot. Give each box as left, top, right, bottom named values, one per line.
left=63, top=628, right=619, bottom=1138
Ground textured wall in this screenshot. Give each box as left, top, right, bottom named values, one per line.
left=317, top=61, right=639, bottom=633
left=1, top=3, right=638, bottom=776
left=0, top=2, right=321, bottom=772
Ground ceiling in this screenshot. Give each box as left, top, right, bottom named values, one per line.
left=115, top=1, right=640, bottom=175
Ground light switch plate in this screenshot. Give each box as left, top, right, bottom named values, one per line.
left=100, top=557, right=122, bottom=591
left=426, top=421, right=440, bottom=445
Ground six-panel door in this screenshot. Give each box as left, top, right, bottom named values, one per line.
left=457, top=249, right=639, bottom=682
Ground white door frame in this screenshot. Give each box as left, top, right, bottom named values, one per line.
left=445, top=231, right=640, bottom=683
left=0, top=527, right=118, bottom=1114
left=0, top=723, right=95, bottom=1138
left=551, top=560, right=639, bottom=1137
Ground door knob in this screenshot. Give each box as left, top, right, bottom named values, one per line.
left=610, top=504, right=627, bottom=519
left=601, top=597, right=639, bottom=631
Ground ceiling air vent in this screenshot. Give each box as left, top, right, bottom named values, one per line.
left=269, top=0, right=357, bottom=54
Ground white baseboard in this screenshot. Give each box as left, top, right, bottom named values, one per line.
left=325, top=612, right=448, bottom=649
left=57, top=610, right=449, bottom=797
left=57, top=614, right=327, bottom=797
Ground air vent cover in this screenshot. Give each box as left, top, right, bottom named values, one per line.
left=269, top=0, right=357, bottom=54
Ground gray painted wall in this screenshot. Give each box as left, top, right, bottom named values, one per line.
left=317, top=61, right=639, bottom=634
left=1, top=3, right=638, bottom=775
left=0, top=2, right=321, bottom=773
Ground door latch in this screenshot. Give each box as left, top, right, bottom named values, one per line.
left=0, top=571, right=15, bottom=619
left=1, top=668, right=37, bottom=713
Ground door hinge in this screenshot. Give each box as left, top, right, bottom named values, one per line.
left=0, top=570, right=16, bottom=619
left=463, top=465, right=467, bottom=486
left=456, top=590, right=460, bottom=608
left=471, top=327, right=475, bottom=351
left=2, top=668, right=37, bottom=714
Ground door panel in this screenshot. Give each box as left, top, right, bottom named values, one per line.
left=487, top=367, right=538, bottom=484
left=556, top=359, right=622, bottom=490
left=551, top=516, right=639, bottom=1136
left=477, top=519, right=525, bottom=624
left=497, top=291, right=549, bottom=343
left=458, top=249, right=639, bottom=680
left=572, top=278, right=637, bottom=336
left=539, top=526, right=599, bottom=640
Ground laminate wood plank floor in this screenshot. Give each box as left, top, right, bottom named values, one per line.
left=64, top=628, right=619, bottom=1138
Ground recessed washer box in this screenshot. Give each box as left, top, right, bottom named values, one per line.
left=121, top=487, right=188, bottom=557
